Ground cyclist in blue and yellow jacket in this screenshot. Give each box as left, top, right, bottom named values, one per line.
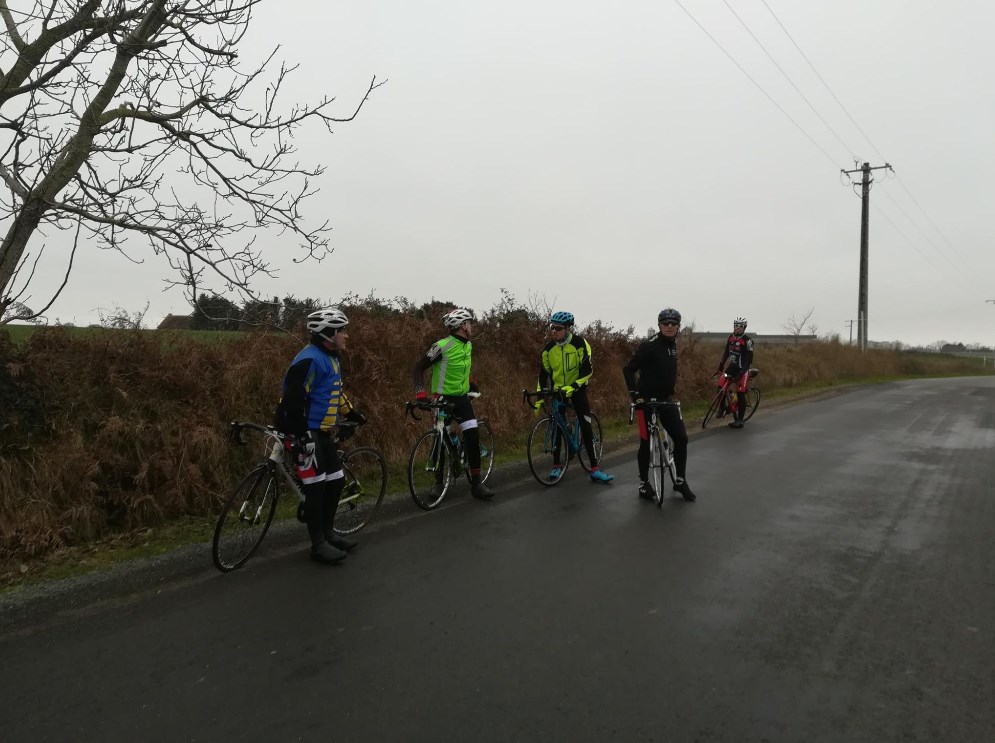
left=274, top=307, right=359, bottom=564
left=536, top=311, right=614, bottom=483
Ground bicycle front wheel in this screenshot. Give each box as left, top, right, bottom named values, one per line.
left=662, top=434, right=678, bottom=489
left=701, top=389, right=725, bottom=429
left=526, top=416, right=569, bottom=486
left=649, top=429, right=664, bottom=505
left=409, top=430, right=452, bottom=510
left=743, top=387, right=761, bottom=422
left=576, top=411, right=603, bottom=472
left=335, top=447, right=387, bottom=535
left=212, top=463, right=280, bottom=573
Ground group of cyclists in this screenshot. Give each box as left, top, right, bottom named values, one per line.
left=273, top=306, right=755, bottom=564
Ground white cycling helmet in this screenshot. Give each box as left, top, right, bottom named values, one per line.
left=307, top=306, right=349, bottom=341
left=442, top=307, right=474, bottom=330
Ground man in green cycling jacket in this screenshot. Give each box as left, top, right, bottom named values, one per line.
left=412, top=307, right=495, bottom=500
left=536, top=311, right=614, bottom=483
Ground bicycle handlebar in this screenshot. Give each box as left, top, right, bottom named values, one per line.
left=405, top=398, right=454, bottom=422
left=406, top=390, right=483, bottom=420
left=522, top=388, right=565, bottom=405
left=228, top=421, right=287, bottom=446
left=627, top=398, right=681, bottom=424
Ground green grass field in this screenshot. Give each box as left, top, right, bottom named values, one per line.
left=2, top=323, right=249, bottom=345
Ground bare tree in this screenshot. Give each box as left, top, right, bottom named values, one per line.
left=97, top=299, right=148, bottom=328
left=0, top=0, right=382, bottom=324
left=782, top=307, right=815, bottom=344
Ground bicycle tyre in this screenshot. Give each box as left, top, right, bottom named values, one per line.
left=470, top=419, right=496, bottom=484
left=649, top=428, right=664, bottom=505
left=526, top=416, right=570, bottom=486
left=212, top=463, right=280, bottom=573
left=334, top=447, right=387, bottom=535
left=701, top=389, right=725, bottom=429
left=662, top=432, right=678, bottom=505
left=409, top=430, right=452, bottom=510
left=743, top=387, right=761, bottom=422
left=576, top=411, right=604, bottom=472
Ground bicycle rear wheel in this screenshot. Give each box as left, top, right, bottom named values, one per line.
left=576, top=412, right=603, bottom=472
left=701, top=389, right=725, bottom=429
left=409, top=430, right=452, bottom=510
left=212, top=463, right=280, bottom=573
left=743, top=387, right=761, bottom=422
left=526, top=416, right=569, bottom=486
left=649, top=429, right=664, bottom=505
left=334, top=447, right=387, bottom=535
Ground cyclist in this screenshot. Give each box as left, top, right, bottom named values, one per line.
left=412, top=307, right=495, bottom=501
left=623, top=308, right=696, bottom=502
left=715, top=316, right=754, bottom=429
left=535, top=311, right=614, bottom=483
left=273, top=307, right=359, bottom=564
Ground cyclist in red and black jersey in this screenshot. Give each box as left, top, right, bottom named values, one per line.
left=623, top=308, right=696, bottom=502
left=715, top=316, right=754, bottom=429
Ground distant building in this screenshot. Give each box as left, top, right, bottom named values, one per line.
left=157, top=313, right=193, bottom=330
left=691, top=331, right=817, bottom=345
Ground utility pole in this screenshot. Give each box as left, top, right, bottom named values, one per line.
left=842, top=161, right=892, bottom=351
left=845, top=319, right=854, bottom=344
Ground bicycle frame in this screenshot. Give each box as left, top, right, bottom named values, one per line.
left=629, top=399, right=679, bottom=507
left=548, top=398, right=582, bottom=461
left=230, top=421, right=365, bottom=510
left=425, top=406, right=464, bottom=476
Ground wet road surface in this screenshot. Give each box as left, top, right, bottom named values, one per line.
left=2, top=377, right=994, bottom=742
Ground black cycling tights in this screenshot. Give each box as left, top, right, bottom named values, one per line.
left=303, top=477, right=345, bottom=547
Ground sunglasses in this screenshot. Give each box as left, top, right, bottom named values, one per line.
left=549, top=324, right=566, bottom=331
left=659, top=321, right=680, bottom=327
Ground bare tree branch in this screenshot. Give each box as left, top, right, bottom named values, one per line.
left=782, top=308, right=816, bottom=344
left=1, top=0, right=380, bottom=321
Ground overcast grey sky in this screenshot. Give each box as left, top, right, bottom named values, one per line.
left=23, top=0, right=995, bottom=346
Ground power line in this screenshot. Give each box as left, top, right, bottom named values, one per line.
left=720, top=0, right=858, bottom=161
left=890, top=171, right=977, bottom=271
left=759, top=0, right=889, bottom=163
left=670, top=0, right=842, bottom=169
left=876, top=180, right=976, bottom=277
left=759, top=1, right=983, bottom=293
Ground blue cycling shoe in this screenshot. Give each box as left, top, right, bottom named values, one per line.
left=589, top=469, right=614, bottom=483
left=549, top=467, right=564, bottom=479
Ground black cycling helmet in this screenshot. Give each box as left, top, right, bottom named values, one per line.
left=657, top=308, right=682, bottom=324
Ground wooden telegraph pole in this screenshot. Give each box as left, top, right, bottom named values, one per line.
left=842, top=162, right=892, bottom=351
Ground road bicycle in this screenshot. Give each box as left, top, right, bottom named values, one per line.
left=629, top=399, right=679, bottom=507
left=212, top=418, right=387, bottom=573
left=701, top=368, right=761, bottom=429
left=522, top=388, right=603, bottom=486
left=405, top=392, right=495, bottom=510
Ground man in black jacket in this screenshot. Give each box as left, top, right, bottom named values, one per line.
left=623, top=308, right=696, bottom=502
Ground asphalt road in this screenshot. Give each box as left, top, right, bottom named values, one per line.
left=2, top=377, right=994, bottom=742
